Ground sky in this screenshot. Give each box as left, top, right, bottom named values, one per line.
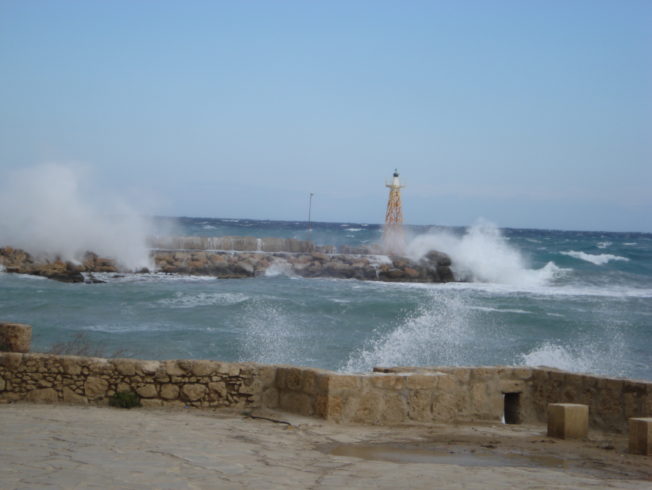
left=1, top=1, right=650, bottom=232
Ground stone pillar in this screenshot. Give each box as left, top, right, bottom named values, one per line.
left=629, top=417, right=652, bottom=456
left=0, top=323, right=32, bottom=353
left=547, top=403, right=588, bottom=439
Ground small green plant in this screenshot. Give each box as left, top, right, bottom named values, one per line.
left=109, top=390, right=141, bottom=409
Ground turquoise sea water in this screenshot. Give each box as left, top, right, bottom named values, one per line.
left=1, top=217, right=651, bottom=380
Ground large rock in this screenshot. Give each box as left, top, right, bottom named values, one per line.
left=0, top=323, right=32, bottom=353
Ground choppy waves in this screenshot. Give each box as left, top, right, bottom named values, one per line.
left=561, top=250, right=630, bottom=265
left=157, top=292, right=249, bottom=308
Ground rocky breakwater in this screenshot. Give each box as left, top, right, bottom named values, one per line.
left=0, top=247, right=121, bottom=283
left=153, top=248, right=454, bottom=282
left=1, top=239, right=455, bottom=283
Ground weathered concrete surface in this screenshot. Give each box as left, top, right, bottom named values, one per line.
left=0, top=404, right=650, bottom=489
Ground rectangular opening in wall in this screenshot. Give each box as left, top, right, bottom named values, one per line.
left=504, top=392, right=521, bottom=424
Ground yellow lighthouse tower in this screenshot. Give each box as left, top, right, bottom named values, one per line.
left=382, top=169, right=405, bottom=255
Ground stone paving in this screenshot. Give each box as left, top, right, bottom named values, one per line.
left=0, top=404, right=650, bottom=489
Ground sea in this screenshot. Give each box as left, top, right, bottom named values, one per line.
left=1, top=217, right=651, bottom=381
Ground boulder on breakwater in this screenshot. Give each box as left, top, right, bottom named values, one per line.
left=0, top=238, right=455, bottom=284
left=0, top=248, right=120, bottom=283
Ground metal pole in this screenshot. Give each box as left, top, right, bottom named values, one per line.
left=308, top=193, right=314, bottom=231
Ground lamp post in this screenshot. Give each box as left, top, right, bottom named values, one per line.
left=308, top=193, right=314, bottom=231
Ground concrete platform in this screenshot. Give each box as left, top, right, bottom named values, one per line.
left=0, top=404, right=650, bottom=489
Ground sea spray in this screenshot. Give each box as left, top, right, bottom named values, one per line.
left=341, top=291, right=478, bottom=373
left=0, top=163, right=154, bottom=270
left=406, top=220, right=563, bottom=287
left=239, top=299, right=304, bottom=364
left=518, top=324, right=628, bottom=378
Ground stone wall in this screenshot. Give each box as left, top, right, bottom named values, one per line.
left=0, top=350, right=649, bottom=433
left=376, top=366, right=652, bottom=433
left=275, top=366, right=534, bottom=425
left=530, top=368, right=652, bottom=433
left=0, top=353, right=275, bottom=409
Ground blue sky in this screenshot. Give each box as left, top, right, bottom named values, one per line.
left=1, top=1, right=650, bottom=232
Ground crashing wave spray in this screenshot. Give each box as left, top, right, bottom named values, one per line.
left=341, top=291, right=476, bottom=373
left=0, top=163, right=154, bottom=270
left=406, top=219, right=562, bottom=287
left=518, top=322, right=628, bottom=377
left=239, top=299, right=303, bottom=364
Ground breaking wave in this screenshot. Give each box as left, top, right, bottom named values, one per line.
left=406, top=220, right=565, bottom=287
left=560, top=251, right=629, bottom=265
left=0, top=163, right=155, bottom=270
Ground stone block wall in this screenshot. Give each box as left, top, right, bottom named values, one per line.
left=530, top=369, right=652, bottom=433
left=1, top=350, right=650, bottom=433
left=0, top=353, right=275, bottom=409
left=375, top=366, right=651, bottom=433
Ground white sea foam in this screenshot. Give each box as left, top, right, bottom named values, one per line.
left=561, top=251, right=629, bottom=265
left=85, top=272, right=217, bottom=283
left=406, top=220, right=565, bottom=287
left=345, top=228, right=363, bottom=232
left=596, top=241, right=612, bottom=249
left=264, top=259, right=296, bottom=277
left=470, top=306, right=530, bottom=315
left=0, top=163, right=154, bottom=270
left=202, top=225, right=217, bottom=230
left=362, top=274, right=652, bottom=299
left=84, top=323, right=172, bottom=333
left=158, top=292, right=248, bottom=308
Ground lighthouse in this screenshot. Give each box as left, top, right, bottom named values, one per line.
left=382, top=169, right=405, bottom=255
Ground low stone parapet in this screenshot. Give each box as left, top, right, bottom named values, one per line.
left=0, top=353, right=276, bottom=409
left=1, top=351, right=650, bottom=433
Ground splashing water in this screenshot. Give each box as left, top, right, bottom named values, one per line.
left=406, top=220, right=564, bottom=287
left=518, top=324, right=628, bottom=377
left=239, top=299, right=303, bottom=364
left=342, top=292, right=475, bottom=373
left=0, top=163, right=154, bottom=270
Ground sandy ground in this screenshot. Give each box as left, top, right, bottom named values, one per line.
left=0, top=404, right=650, bottom=489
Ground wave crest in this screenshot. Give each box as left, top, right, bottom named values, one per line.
left=560, top=251, right=629, bottom=265
left=406, top=220, right=564, bottom=287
